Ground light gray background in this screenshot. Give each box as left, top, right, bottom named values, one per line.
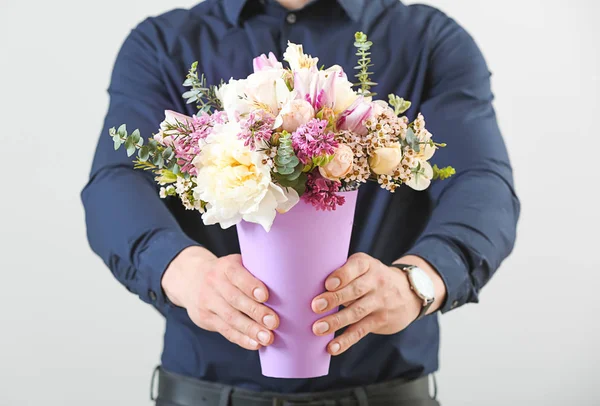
left=1, top=0, right=599, bottom=405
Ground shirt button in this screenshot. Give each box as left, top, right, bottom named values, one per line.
left=286, top=13, right=297, bottom=24
left=149, top=290, right=158, bottom=301
left=451, top=300, right=459, bottom=309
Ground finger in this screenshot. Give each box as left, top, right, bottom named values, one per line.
left=325, top=252, right=372, bottom=292
left=312, top=274, right=374, bottom=313
left=210, top=297, right=275, bottom=346
left=327, top=313, right=379, bottom=356
left=223, top=255, right=270, bottom=303
left=207, top=313, right=262, bottom=351
left=313, top=293, right=380, bottom=336
left=218, top=281, right=279, bottom=330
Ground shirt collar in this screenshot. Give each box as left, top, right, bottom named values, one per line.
left=223, top=0, right=366, bottom=25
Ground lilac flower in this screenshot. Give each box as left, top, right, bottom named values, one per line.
left=166, top=111, right=228, bottom=176
left=302, top=171, right=346, bottom=211
left=291, top=119, right=338, bottom=164
left=237, top=110, right=275, bottom=150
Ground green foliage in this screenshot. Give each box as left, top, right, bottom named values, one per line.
left=432, top=165, right=456, bottom=180
left=404, top=128, right=420, bottom=152
left=155, top=169, right=178, bottom=185
left=274, top=132, right=300, bottom=175
left=388, top=94, right=412, bottom=115
left=312, top=154, right=334, bottom=167
left=353, top=32, right=377, bottom=97
left=109, top=124, right=180, bottom=174
left=182, top=61, right=223, bottom=113
left=272, top=132, right=307, bottom=196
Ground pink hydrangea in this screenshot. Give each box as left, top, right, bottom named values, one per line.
left=292, top=119, right=338, bottom=164
left=237, top=111, right=275, bottom=150
left=302, top=171, right=346, bottom=211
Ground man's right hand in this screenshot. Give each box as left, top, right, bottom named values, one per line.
left=161, top=246, right=278, bottom=351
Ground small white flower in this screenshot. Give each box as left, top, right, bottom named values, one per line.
left=159, top=187, right=167, bottom=198
left=175, top=177, right=191, bottom=195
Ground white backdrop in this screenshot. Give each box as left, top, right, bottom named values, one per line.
left=1, top=1, right=599, bottom=405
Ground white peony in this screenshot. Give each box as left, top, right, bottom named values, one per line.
left=193, top=121, right=299, bottom=231
left=217, top=70, right=291, bottom=123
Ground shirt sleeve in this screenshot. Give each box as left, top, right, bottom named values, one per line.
left=81, top=19, right=200, bottom=312
left=405, top=15, right=520, bottom=313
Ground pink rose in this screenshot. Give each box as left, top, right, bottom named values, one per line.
left=252, top=52, right=283, bottom=72
left=276, top=99, right=315, bottom=133
left=319, top=144, right=354, bottom=181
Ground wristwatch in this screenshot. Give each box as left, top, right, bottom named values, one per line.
left=390, top=263, right=435, bottom=321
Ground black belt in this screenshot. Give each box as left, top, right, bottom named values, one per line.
left=152, top=367, right=437, bottom=406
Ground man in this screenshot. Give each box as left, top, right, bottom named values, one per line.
left=82, top=0, right=520, bottom=404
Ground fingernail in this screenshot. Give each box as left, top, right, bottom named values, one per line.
left=330, top=342, right=341, bottom=354
left=248, top=338, right=259, bottom=348
left=314, top=321, right=329, bottom=334
left=253, top=288, right=267, bottom=302
left=263, top=314, right=276, bottom=329
left=326, top=277, right=341, bottom=291
left=258, top=331, right=270, bottom=345
left=314, top=298, right=328, bottom=312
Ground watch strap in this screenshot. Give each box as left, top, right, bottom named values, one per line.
left=390, top=263, right=433, bottom=321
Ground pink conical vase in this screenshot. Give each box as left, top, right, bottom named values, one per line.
left=236, top=191, right=358, bottom=378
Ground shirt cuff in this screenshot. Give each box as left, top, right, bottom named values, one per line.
left=136, top=229, right=201, bottom=308
left=405, top=236, right=471, bottom=313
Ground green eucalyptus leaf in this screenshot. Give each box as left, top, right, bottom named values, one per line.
left=287, top=164, right=303, bottom=181
left=275, top=155, right=293, bottom=166
left=130, top=129, right=141, bottom=145
left=117, top=124, right=127, bottom=137
left=138, top=146, right=150, bottom=161
left=163, top=147, right=174, bottom=160
left=125, top=138, right=136, bottom=157
left=153, top=153, right=164, bottom=168
left=182, top=90, right=198, bottom=99
left=406, top=128, right=416, bottom=145
left=277, top=165, right=295, bottom=175
left=113, top=138, right=122, bottom=150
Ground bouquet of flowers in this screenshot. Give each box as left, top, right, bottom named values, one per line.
left=111, top=32, right=454, bottom=378
left=111, top=32, right=453, bottom=232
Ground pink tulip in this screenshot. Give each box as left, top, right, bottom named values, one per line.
left=293, top=70, right=337, bottom=111
left=337, top=97, right=372, bottom=135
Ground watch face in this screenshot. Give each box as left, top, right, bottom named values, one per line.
left=408, top=268, right=435, bottom=301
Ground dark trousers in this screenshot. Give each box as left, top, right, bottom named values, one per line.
left=152, top=367, right=440, bottom=406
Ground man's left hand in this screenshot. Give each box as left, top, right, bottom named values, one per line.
left=311, top=253, right=445, bottom=356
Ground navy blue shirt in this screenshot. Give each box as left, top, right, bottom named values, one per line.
left=82, top=0, right=520, bottom=393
